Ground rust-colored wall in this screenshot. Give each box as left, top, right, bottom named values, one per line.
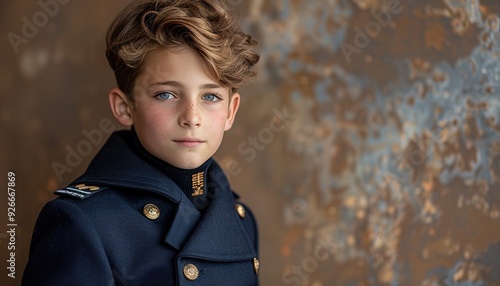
left=1, top=0, right=500, bottom=285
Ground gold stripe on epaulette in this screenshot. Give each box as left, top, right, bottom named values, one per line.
left=75, top=184, right=100, bottom=191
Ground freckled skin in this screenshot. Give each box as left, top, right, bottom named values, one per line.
left=115, top=47, right=240, bottom=169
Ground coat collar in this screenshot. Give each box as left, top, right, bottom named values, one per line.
left=74, top=130, right=256, bottom=261
left=74, top=130, right=182, bottom=203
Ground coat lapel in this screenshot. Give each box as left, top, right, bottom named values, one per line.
left=74, top=130, right=183, bottom=203
left=163, top=195, right=201, bottom=249
left=177, top=162, right=257, bottom=261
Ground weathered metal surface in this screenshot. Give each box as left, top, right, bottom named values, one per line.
left=1, top=0, right=499, bottom=285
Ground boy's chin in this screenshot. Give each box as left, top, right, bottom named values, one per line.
left=168, top=158, right=209, bottom=170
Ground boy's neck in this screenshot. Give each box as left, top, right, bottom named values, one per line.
left=130, top=127, right=212, bottom=210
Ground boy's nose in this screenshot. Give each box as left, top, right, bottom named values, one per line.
left=178, top=100, right=201, bottom=128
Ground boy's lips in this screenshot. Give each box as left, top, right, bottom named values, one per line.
left=173, top=138, right=205, bottom=147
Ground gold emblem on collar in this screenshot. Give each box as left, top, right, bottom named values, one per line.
left=191, top=172, right=204, bottom=196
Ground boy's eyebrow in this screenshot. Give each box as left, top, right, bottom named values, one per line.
left=148, top=81, right=224, bottom=90
left=199, top=83, right=224, bottom=90
left=148, top=80, right=183, bottom=88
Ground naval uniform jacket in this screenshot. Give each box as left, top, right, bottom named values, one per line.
left=22, top=130, right=259, bottom=285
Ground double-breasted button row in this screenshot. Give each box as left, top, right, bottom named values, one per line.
left=143, top=203, right=258, bottom=280
left=144, top=203, right=246, bottom=220
left=234, top=204, right=260, bottom=275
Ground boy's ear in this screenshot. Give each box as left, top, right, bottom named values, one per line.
left=224, top=92, right=240, bottom=131
left=109, top=88, right=134, bottom=127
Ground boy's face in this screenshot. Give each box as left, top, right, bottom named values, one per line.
left=111, top=47, right=240, bottom=169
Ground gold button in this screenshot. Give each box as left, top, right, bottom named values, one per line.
left=143, top=204, right=160, bottom=220
left=235, top=204, right=246, bottom=218
left=253, top=258, right=260, bottom=275
left=183, top=263, right=199, bottom=280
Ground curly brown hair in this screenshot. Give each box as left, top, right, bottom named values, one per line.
left=105, top=0, right=260, bottom=100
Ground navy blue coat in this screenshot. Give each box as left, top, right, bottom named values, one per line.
left=23, top=130, right=259, bottom=285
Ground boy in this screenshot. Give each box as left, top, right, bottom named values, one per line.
left=22, top=0, right=260, bottom=285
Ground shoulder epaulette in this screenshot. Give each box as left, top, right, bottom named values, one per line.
left=55, top=184, right=107, bottom=200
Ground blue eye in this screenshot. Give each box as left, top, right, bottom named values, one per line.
left=155, top=92, right=175, bottom=100
left=203, top=94, right=221, bottom=102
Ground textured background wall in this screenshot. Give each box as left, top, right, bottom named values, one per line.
left=1, top=0, right=500, bottom=285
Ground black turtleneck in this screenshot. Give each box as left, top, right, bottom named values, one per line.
left=129, top=128, right=212, bottom=210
